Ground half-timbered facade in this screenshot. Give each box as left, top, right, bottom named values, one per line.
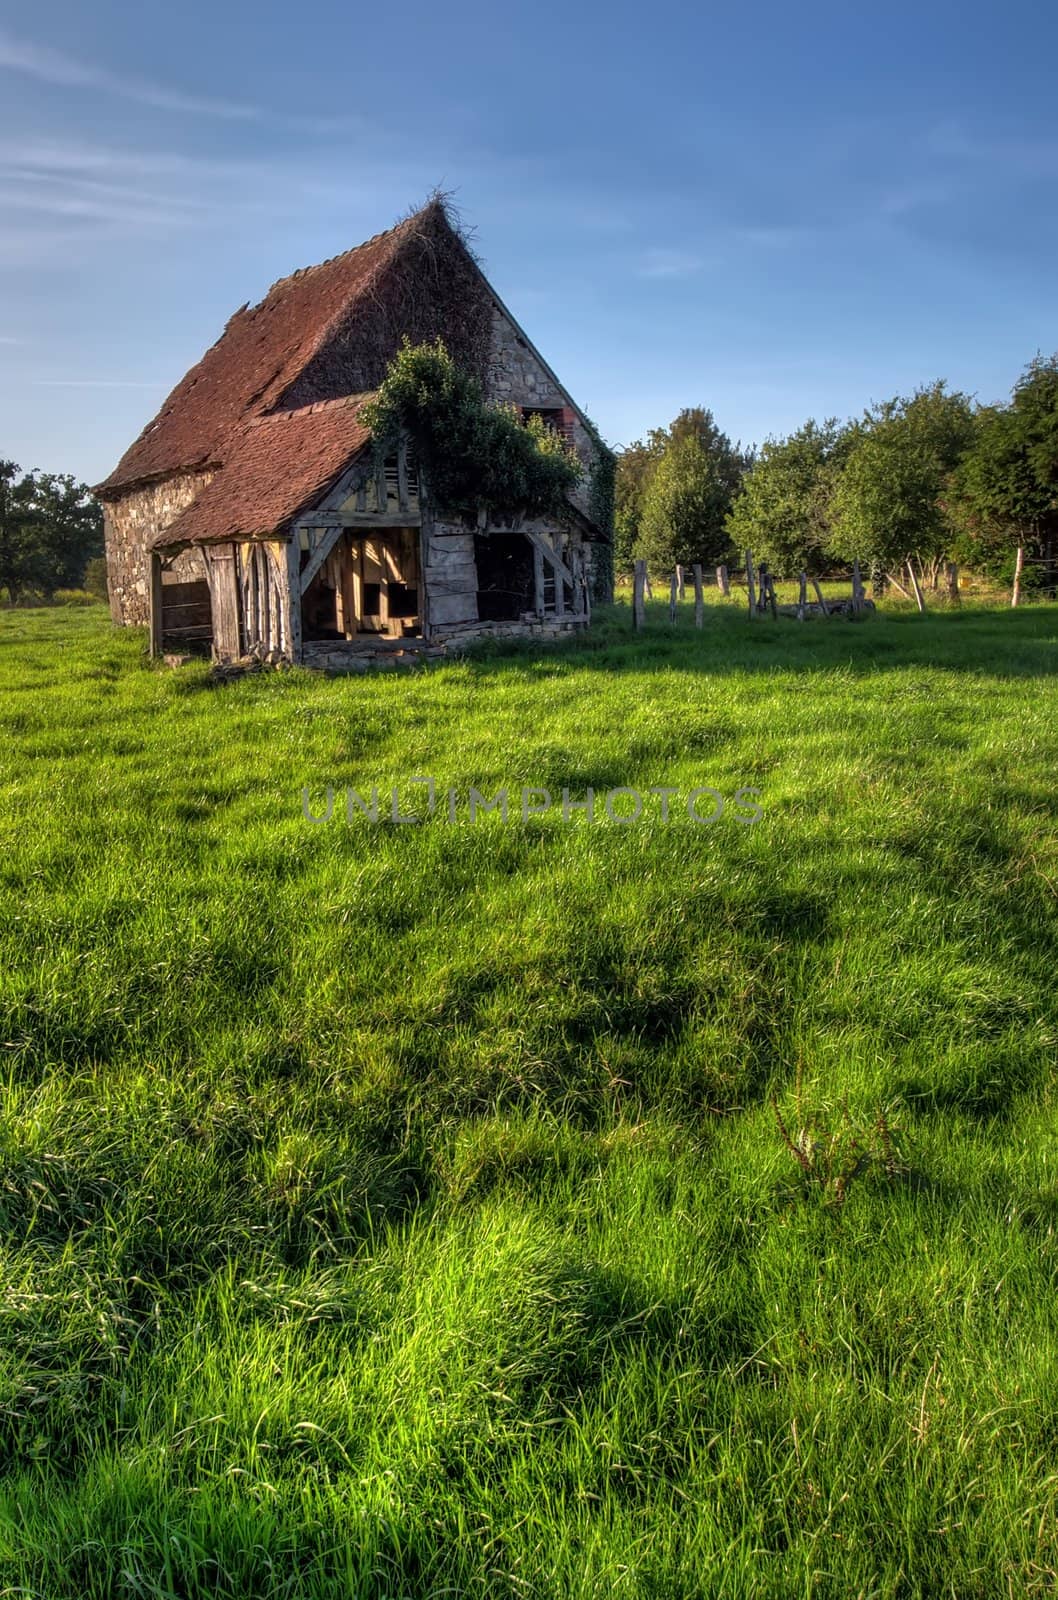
left=95, top=201, right=612, bottom=666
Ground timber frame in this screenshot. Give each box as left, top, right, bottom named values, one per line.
left=149, top=432, right=598, bottom=664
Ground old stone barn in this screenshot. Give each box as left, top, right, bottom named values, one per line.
left=96, top=200, right=613, bottom=666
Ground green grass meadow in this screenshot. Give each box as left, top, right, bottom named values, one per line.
left=1, top=593, right=1058, bottom=1597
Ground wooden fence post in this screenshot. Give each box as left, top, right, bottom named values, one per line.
left=852, top=557, right=864, bottom=614
left=633, top=560, right=646, bottom=629
left=946, top=562, right=959, bottom=605
left=745, top=551, right=756, bottom=618
left=669, top=572, right=678, bottom=623
left=693, top=564, right=704, bottom=628
left=907, top=559, right=926, bottom=613
left=717, top=564, right=730, bottom=596
left=676, top=564, right=685, bottom=600
left=811, top=578, right=830, bottom=616
left=797, top=570, right=807, bottom=621
left=1012, top=545, right=1024, bottom=608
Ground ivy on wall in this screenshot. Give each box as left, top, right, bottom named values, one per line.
left=582, top=414, right=616, bottom=602
left=362, top=339, right=581, bottom=520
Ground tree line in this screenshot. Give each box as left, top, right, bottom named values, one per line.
left=0, top=461, right=104, bottom=605
left=615, top=354, right=1058, bottom=598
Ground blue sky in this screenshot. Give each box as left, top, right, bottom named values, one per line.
left=1, top=0, right=1057, bottom=484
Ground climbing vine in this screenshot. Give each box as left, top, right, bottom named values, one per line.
left=362, top=339, right=581, bottom=520
left=581, top=413, right=616, bottom=602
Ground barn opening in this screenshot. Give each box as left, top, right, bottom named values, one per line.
left=302, top=529, right=422, bottom=641
left=158, top=575, right=213, bottom=656
left=474, top=532, right=534, bottom=621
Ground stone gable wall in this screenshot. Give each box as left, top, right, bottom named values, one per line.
left=485, top=306, right=596, bottom=523
left=103, top=471, right=215, bottom=625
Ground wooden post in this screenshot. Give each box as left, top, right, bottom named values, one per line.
left=148, top=550, right=164, bottom=658
left=693, top=563, right=704, bottom=628
left=852, top=557, right=864, bottom=614
left=745, top=551, right=757, bottom=618
left=907, top=559, right=926, bottom=613
left=284, top=536, right=303, bottom=662
left=676, top=564, right=685, bottom=600
left=716, top=564, right=730, bottom=597
left=532, top=541, right=545, bottom=617
left=946, top=562, right=959, bottom=605
left=811, top=578, right=830, bottom=616
left=669, top=571, right=678, bottom=623
left=797, top=570, right=807, bottom=622
left=633, top=560, right=646, bottom=630
left=1012, top=545, right=1024, bottom=608
left=644, top=571, right=653, bottom=600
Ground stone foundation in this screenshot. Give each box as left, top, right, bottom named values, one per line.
left=300, top=616, right=585, bottom=672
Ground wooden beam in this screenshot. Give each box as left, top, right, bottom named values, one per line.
left=298, top=523, right=346, bottom=597
left=285, top=537, right=303, bottom=661
left=669, top=571, right=678, bottom=623
left=745, top=550, right=757, bottom=618
left=533, top=540, right=545, bottom=616
left=693, top=563, right=703, bottom=627
left=524, top=528, right=575, bottom=587
left=397, top=434, right=409, bottom=512
left=205, top=544, right=241, bottom=660
left=148, top=550, right=163, bottom=657
left=340, top=512, right=423, bottom=529
left=633, top=560, right=646, bottom=630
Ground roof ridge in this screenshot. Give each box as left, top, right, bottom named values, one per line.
left=251, top=207, right=426, bottom=315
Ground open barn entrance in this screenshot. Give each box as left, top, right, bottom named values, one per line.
left=474, top=532, right=534, bottom=621
left=302, top=528, right=422, bottom=641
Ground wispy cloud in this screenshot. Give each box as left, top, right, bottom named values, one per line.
left=637, top=248, right=703, bottom=280
left=0, top=28, right=260, bottom=120
left=32, top=379, right=162, bottom=388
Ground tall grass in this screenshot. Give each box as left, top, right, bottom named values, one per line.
left=0, top=596, right=1057, bottom=1597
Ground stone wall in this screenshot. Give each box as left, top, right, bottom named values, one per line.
left=103, top=469, right=215, bottom=625
left=485, top=306, right=597, bottom=523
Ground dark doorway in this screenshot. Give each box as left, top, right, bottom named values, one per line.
left=474, top=532, right=534, bottom=621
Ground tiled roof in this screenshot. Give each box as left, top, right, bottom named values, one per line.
left=151, top=395, right=373, bottom=547
left=96, top=205, right=433, bottom=497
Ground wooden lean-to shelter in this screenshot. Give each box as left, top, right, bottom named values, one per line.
left=95, top=200, right=613, bottom=666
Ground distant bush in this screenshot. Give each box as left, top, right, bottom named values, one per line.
left=83, top=557, right=109, bottom=602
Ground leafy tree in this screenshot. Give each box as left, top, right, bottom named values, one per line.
left=32, top=473, right=103, bottom=597
left=0, top=462, right=102, bottom=603
left=0, top=461, right=43, bottom=604
left=614, top=431, right=667, bottom=574
left=726, top=418, right=852, bottom=575
left=947, top=355, right=1058, bottom=590
left=637, top=408, right=749, bottom=573
left=829, top=383, right=976, bottom=583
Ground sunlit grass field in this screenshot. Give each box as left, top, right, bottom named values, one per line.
left=1, top=593, right=1057, bottom=1598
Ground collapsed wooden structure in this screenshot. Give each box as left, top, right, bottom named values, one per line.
left=95, top=200, right=612, bottom=666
